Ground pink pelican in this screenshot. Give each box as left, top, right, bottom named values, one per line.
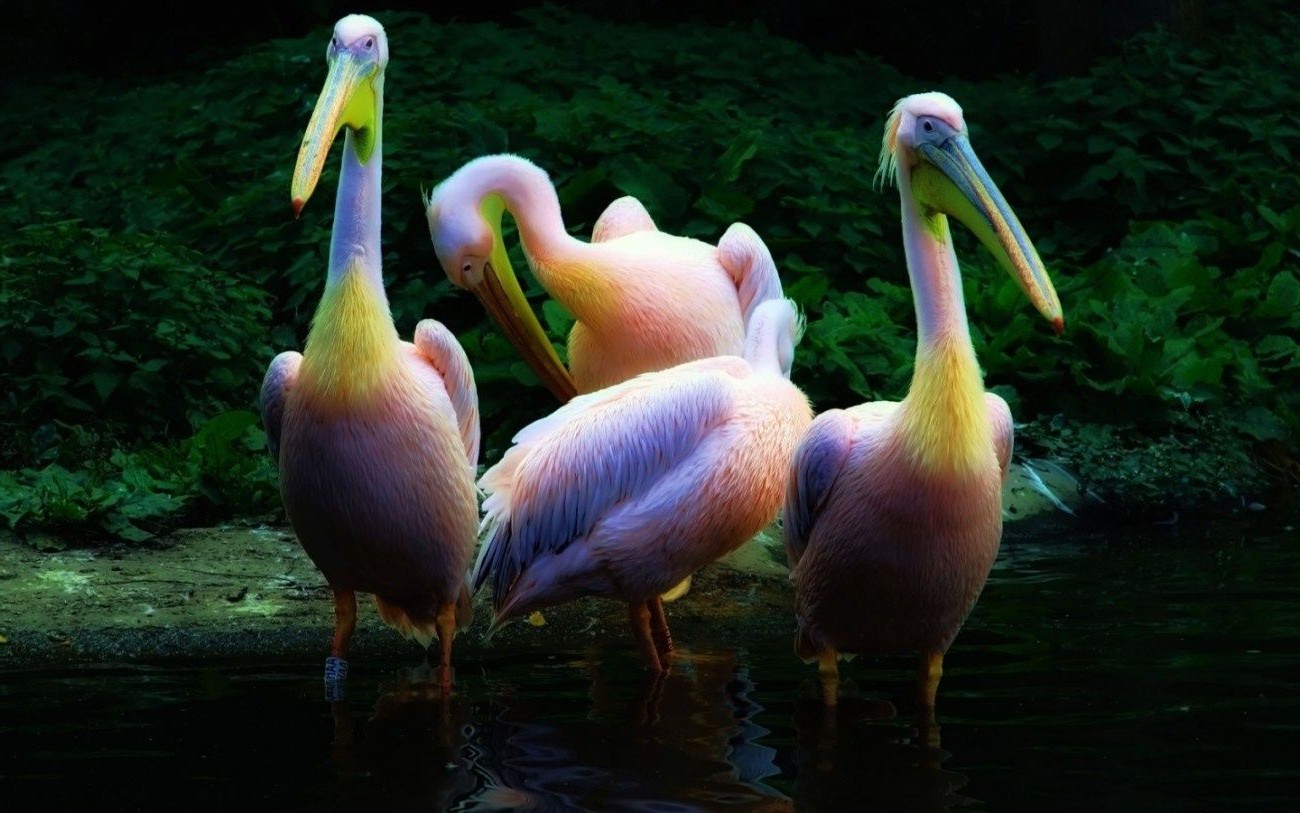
left=260, top=15, right=480, bottom=692
left=783, top=93, right=1064, bottom=711
left=472, top=298, right=813, bottom=671
left=425, top=154, right=784, bottom=400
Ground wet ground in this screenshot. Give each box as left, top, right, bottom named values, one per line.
left=4, top=466, right=1298, bottom=810
left=0, top=522, right=801, bottom=669
left=5, top=517, right=1297, bottom=810
left=0, top=461, right=1082, bottom=668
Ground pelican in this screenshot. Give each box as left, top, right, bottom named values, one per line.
left=783, top=93, right=1063, bottom=711
left=260, top=15, right=480, bottom=692
left=472, top=298, right=813, bottom=671
left=425, top=153, right=784, bottom=400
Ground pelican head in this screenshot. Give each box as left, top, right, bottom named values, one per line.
left=291, top=15, right=389, bottom=217
left=879, top=92, right=1063, bottom=333
left=425, top=157, right=576, bottom=400
left=426, top=193, right=493, bottom=292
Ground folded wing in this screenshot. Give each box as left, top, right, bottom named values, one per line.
left=473, top=359, right=747, bottom=603
left=413, top=319, right=481, bottom=468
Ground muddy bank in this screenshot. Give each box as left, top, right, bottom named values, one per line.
left=0, top=524, right=794, bottom=670
left=0, top=462, right=1082, bottom=669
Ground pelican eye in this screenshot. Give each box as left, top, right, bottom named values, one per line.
left=461, top=262, right=473, bottom=274
left=915, top=115, right=956, bottom=145
left=364, top=37, right=375, bottom=50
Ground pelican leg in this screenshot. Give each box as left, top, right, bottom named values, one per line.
left=818, top=649, right=840, bottom=707
left=633, top=669, right=668, bottom=727
left=325, top=589, right=357, bottom=698
left=628, top=601, right=664, bottom=673
left=917, top=650, right=944, bottom=719
left=435, top=602, right=458, bottom=693
left=648, top=596, right=675, bottom=665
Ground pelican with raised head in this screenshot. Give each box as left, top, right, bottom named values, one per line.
left=261, top=15, right=480, bottom=692
left=783, top=92, right=1063, bottom=713
left=424, top=154, right=785, bottom=400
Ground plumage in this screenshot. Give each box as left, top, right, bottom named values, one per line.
left=426, top=154, right=785, bottom=398
left=474, top=299, right=813, bottom=670
left=261, top=15, right=478, bottom=690
left=589, top=195, right=657, bottom=243
left=784, top=92, right=1062, bottom=711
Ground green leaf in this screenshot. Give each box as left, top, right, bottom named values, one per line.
left=606, top=155, right=688, bottom=220
left=1258, top=272, right=1300, bottom=319
left=716, top=133, right=761, bottom=183
left=1229, top=406, right=1288, bottom=442
left=87, top=371, right=121, bottom=401
left=541, top=300, right=575, bottom=337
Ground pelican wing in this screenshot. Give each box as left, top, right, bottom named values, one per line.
left=473, top=358, right=748, bottom=601
left=259, top=351, right=302, bottom=462
left=717, top=223, right=784, bottom=328
left=783, top=408, right=855, bottom=569
left=413, top=319, right=481, bottom=469
left=591, top=195, right=657, bottom=242
left=986, top=392, right=1014, bottom=478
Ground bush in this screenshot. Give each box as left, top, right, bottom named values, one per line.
left=1, top=3, right=1296, bottom=540
left=0, top=222, right=272, bottom=465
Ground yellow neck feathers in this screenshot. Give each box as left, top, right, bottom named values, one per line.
left=899, top=336, right=991, bottom=474
left=299, top=264, right=402, bottom=408
left=530, top=253, right=615, bottom=325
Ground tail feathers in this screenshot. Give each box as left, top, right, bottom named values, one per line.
left=795, top=623, right=857, bottom=664
left=480, top=584, right=537, bottom=643
left=486, top=546, right=609, bottom=640
left=372, top=597, right=441, bottom=649
left=475, top=584, right=533, bottom=643
left=470, top=521, right=511, bottom=597
left=492, top=581, right=536, bottom=627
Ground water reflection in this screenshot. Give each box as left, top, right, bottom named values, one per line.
left=325, top=649, right=982, bottom=811
left=328, top=668, right=477, bottom=809
left=790, top=691, right=974, bottom=810
left=7, top=523, right=1299, bottom=810
left=330, top=651, right=793, bottom=810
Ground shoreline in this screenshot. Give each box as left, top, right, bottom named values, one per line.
left=3, top=458, right=1281, bottom=671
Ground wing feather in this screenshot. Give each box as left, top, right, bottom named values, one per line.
left=717, top=223, right=784, bottom=329
left=783, top=409, right=855, bottom=569
left=259, top=351, right=302, bottom=462
left=413, top=319, right=481, bottom=468
left=985, top=392, right=1014, bottom=478
left=591, top=196, right=657, bottom=242
left=473, top=363, right=743, bottom=602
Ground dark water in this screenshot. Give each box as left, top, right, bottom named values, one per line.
left=4, top=520, right=1299, bottom=811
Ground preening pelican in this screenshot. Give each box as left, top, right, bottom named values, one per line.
left=425, top=153, right=784, bottom=400
left=472, top=298, right=813, bottom=671
left=783, top=93, right=1063, bottom=711
left=260, top=15, right=479, bottom=692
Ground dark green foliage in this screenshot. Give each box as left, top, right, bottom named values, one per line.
left=0, top=412, right=277, bottom=543
left=1, top=223, right=272, bottom=455
left=1, top=3, right=1296, bottom=541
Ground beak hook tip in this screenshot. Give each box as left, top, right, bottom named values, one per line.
left=292, top=198, right=305, bottom=220
left=1051, top=315, right=1065, bottom=335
